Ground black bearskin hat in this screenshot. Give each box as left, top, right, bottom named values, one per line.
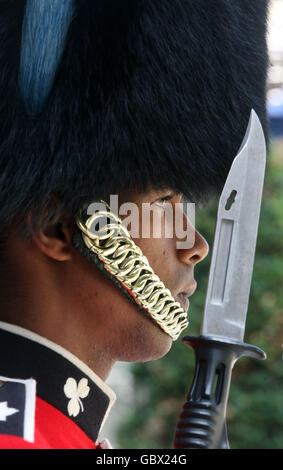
left=0, top=0, right=269, bottom=235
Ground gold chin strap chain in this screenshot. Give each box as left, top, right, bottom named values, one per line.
left=75, top=200, right=188, bottom=341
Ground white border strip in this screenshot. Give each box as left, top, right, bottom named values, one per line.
left=0, top=375, right=36, bottom=442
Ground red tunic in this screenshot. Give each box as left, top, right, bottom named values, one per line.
left=0, top=397, right=97, bottom=449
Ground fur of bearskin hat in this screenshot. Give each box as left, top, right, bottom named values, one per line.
left=0, top=0, right=269, bottom=236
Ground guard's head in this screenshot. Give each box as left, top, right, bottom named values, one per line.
left=0, top=0, right=269, bottom=341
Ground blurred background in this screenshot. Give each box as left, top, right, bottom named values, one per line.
left=100, top=0, right=283, bottom=449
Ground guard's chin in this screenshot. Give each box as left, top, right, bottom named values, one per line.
left=140, top=328, right=173, bottom=363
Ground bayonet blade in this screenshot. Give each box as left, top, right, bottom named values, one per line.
left=201, top=110, right=266, bottom=341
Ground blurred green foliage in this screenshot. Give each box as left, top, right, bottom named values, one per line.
left=117, top=140, right=283, bottom=449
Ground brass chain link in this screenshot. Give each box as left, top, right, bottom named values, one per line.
left=75, top=201, right=188, bottom=340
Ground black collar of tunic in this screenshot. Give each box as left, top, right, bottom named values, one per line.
left=0, top=321, right=116, bottom=443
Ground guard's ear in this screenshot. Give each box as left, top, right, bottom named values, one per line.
left=33, top=215, right=76, bottom=261
left=29, top=197, right=77, bottom=262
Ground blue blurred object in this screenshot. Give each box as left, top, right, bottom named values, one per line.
left=267, top=87, right=283, bottom=137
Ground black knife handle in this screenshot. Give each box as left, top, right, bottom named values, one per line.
left=174, top=335, right=266, bottom=449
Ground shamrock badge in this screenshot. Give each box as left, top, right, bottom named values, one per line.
left=63, top=377, right=90, bottom=417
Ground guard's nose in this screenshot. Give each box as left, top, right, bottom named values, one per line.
left=177, top=211, right=209, bottom=265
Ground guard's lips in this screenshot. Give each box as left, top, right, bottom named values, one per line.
left=177, top=293, right=190, bottom=312
left=176, top=282, right=197, bottom=311
left=178, top=281, right=197, bottom=299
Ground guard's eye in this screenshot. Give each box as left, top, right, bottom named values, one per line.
left=154, top=195, right=174, bottom=208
